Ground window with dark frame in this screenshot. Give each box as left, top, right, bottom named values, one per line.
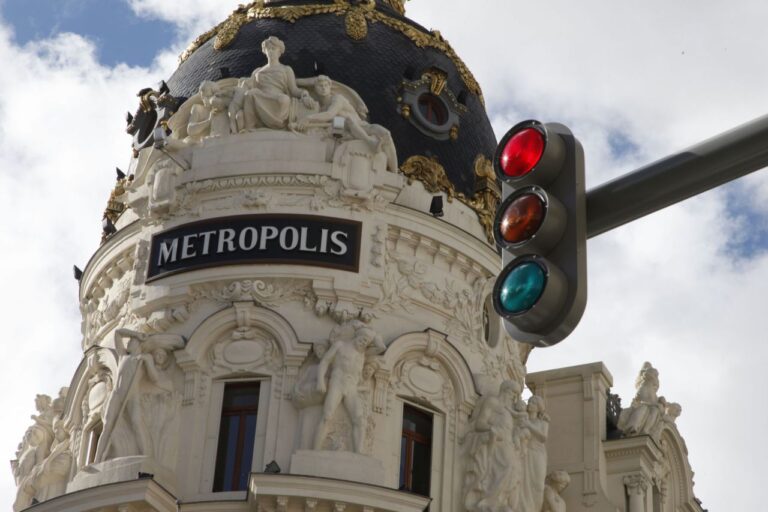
left=212, top=381, right=260, bottom=492
left=399, top=404, right=433, bottom=497
left=417, top=93, right=449, bottom=126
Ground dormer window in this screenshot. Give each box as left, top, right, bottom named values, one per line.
left=400, top=68, right=467, bottom=141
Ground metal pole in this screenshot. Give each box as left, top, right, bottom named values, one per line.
left=586, top=114, right=768, bottom=239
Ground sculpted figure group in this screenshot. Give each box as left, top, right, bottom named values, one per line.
left=463, top=381, right=565, bottom=512
left=617, top=362, right=681, bottom=440
left=94, top=329, right=184, bottom=464
left=12, top=389, right=72, bottom=512
left=172, top=36, right=397, bottom=172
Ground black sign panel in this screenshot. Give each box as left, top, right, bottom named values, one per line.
left=147, top=214, right=362, bottom=281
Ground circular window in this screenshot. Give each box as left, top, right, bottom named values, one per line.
left=417, top=93, right=449, bottom=126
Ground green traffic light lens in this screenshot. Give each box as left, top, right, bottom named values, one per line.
left=499, top=261, right=547, bottom=314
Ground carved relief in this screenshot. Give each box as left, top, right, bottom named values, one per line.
left=93, top=329, right=184, bottom=468
left=192, top=278, right=315, bottom=307
left=391, top=338, right=455, bottom=410
left=209, top=304, right=283, bottom=375
left=617, top=362, right=681, bottom=441
left=370, top=224, right=386, bottom=267
left=462, top=382, right=550, bottom=512
left=541, top=471, right=571, bottom=512
left=80, top=250, right=136, bottom=344
left=146, top=157, right=184, bottom=216
left=311, top=321, right=386, bottom=453
left=168, top=37, right=397, bottom=173
left=375, top=252, right=489, bottom=350
left=11, top=388, right=72, bottom=511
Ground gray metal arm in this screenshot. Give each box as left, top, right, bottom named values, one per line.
left=586, top=114, right=768, bottom=238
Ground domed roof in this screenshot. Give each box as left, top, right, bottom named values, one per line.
left=166, top=0, right=498, bottom=204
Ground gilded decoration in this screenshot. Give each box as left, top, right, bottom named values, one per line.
left=381, top=0, right=407, bottom=15
left=399, top=155, right=499, bottom=243
left=179, top=1, right=484, bottom=104
left=345, top=8, right=370, bottom=40
left=103, top=177, right=130, bottom=225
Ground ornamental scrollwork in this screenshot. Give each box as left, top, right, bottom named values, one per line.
left=191, top=278, right=317, bottom=308
left=375, top=253, right=490, bottom=351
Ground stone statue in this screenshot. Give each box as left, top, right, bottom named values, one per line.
left=295, top=75, right=398, bottom=172
left=313, top=320, right=386, bottom=453
left=232, top=36, right=317, bottom=131
left=519, top=395, right=550, bottom=512
left=462, top=380, right=529, bottom=512
left=93, top=329, right=184, bottom=464
left=12, top=424, right=53, bottom=511
left=12, top=395, right=57, bottom=511
left=541, top=471, right=570, bottom=512
left=168, top=37, right=396, bottom=156
left=33, top=418, right=73, bottom=503
left=185, top=80, right=233, bottom=143
left=618, top=362, right=680, bottom=440
left=147, top=158, right=183, bottom=215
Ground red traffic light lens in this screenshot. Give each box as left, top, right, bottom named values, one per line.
left=499, top=193, right=546, bottom=244
left=500, top=127, right=545, bottom=178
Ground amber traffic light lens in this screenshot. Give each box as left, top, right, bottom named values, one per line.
left=499, top=127, right=546, bottom=178
left=499, top=193, right=546, bottom=244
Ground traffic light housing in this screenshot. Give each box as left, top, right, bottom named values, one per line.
left=492, top=120, right=587, bottom=346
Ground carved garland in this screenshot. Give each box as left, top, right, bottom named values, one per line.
left=179, top=1, right=484, bottom=104
left=400, top=155, right=500, bottom=243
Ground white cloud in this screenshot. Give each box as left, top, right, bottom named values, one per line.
left=2, top=1, right=768, bottom=510
left=127, top=0, right=235, bottom=37
left=0, top=20, right=174, bottom=509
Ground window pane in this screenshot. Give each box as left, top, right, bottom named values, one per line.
left=400, top=405, right=433, bottom=497
left=411, top=440, right=431, bottom=496
left=403, top=406, right=433, bottom=437
left=399, top=436, right=407, bottom=489
left=222, top=383, right=260, bottom=410
left=213, top=416, right=239, bottom=491
left=214, top=382, right=261, bottom=492
left=237, top=414, right=258, bottom=490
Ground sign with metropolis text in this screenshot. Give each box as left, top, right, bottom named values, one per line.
left=147, top=215, right=362, bottom=281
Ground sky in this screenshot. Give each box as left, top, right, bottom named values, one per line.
left=1, top=0, right=767, bottom=510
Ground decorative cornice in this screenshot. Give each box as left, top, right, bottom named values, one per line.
left=399, top=155, right=499, bottom=243
left=179, top=1, right=484, bottom=104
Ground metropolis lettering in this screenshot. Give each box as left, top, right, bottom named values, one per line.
left=147, top=215, right=362, bottom=280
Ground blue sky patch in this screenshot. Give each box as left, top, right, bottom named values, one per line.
left=607, top=130, right=639, bottom=161
left=723, top=182, right=768, bottom=260
left=1, top=0, right=175, bottom=67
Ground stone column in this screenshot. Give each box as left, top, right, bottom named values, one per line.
left=624, top=474, right=649, bottom=512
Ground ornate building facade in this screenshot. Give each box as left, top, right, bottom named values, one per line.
left=11, top=2, right=705, bottom=511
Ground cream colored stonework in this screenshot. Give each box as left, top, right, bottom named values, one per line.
left=12, top=36, right=703, bottom=512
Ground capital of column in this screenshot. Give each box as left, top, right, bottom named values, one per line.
left=624, top=473, right=650, bottom=496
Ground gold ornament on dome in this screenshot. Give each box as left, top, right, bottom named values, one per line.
left=381, top=0, right=407, bottom=15
left=400, top=155, right=500, bottom=243
left=179, top=0, right=484, bottom=105
left=345, top=2, right=374, bottom=41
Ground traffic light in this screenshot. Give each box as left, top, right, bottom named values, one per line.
left=492, top=120, right=587, bottom=347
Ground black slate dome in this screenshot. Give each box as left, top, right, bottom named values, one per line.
left=165, top=0, right=498, bottom=200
